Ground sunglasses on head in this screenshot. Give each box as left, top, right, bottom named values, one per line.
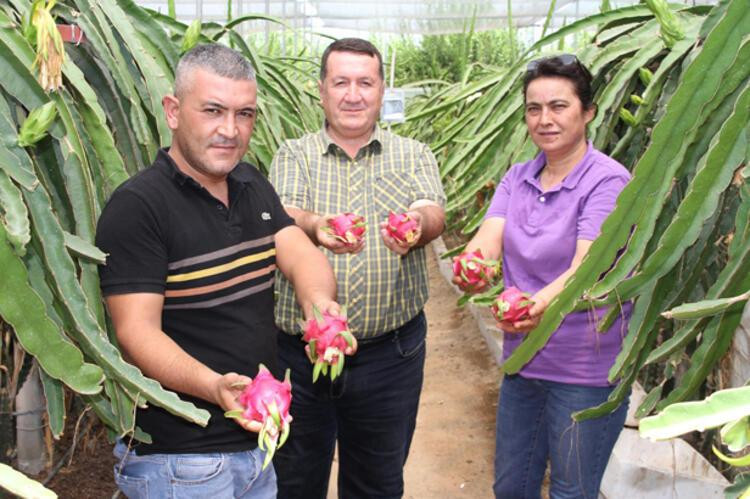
left=526, top=53, right=580, bottom=72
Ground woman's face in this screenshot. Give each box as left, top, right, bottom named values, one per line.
left=524, top=76, right=594, bottom=158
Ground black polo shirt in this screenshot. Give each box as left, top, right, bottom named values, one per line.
left=96, top=149, right=294, bottom=454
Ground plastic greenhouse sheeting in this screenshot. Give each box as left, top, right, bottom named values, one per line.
left=138, top=0, right=716, bottom=36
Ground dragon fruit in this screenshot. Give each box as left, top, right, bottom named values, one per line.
left=491, top=287, right=534, bottom=323
left=300, top=306, right=355, bottom=382
left=452, top=249, right=496, bottom=291
left=225, top=364, right=292, bottom=469
left=385, top=211, right=419, bottom=245
left=325, top=213, right=366, bottom=245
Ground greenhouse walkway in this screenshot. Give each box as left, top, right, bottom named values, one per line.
left=327, top=247, right=502, bottom=498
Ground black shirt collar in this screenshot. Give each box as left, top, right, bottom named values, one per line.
left=154, top=148, right=254, bottom=190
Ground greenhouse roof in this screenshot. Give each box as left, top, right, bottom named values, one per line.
left=140, top=0, right=716, bottom=37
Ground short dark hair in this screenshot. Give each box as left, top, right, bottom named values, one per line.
left=175, top=44, right=255, bottom=98
left=319, top=38, right=384, bottom=81
left=523, top=55, right=594, bottom=110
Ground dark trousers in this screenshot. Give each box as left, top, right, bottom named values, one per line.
left=274, top=311, right=427, bottom=499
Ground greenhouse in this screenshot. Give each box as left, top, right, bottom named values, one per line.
left=0, top=0, right=748, bottom=497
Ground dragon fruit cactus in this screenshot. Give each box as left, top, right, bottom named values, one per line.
left=492, top=287, right=534, bottom=323
left=300, top=306, right=355, bottom=382
left=385, top=211, right=420, bottom=244
left=452, top=249, right=496, bottom=291
left=225, top=364, right=292, bottom=469
left=325, top=213, right=366, bottom=245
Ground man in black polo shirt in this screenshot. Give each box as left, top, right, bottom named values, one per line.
left=95, top=44, right=339, bottom=498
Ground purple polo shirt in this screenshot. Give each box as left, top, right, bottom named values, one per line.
left=486, top=143, right=631, bottom=386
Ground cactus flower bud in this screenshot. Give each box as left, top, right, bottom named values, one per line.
left=619, top=108, right=637, bottom=127
left=644, top=0, right=685, bottom=48
left=181, top=19, right=201, bottom=53
left=639, top=68, right=654, bottom=87
left=18, top=101, right=57, bottom=147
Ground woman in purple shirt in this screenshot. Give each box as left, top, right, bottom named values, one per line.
left=455, top=55, right=631, bottom=498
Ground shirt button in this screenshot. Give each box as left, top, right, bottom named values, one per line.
left=539, top=196, right=546, bottom=203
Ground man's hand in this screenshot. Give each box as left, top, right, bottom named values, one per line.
left=303, top=299, right=358, bottom=356
left=209, top=372, right=262, bottom=433
left=315, top=214, right=366, bottom=254
left=379, top=210, right=423, bottom=256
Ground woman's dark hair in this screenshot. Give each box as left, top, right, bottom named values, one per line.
left=320, top=38, right=384, bottom=81
left=522, top=54, right=594, bottom=110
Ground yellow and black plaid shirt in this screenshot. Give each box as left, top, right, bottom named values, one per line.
left=270, top=126, right=446, bottom=338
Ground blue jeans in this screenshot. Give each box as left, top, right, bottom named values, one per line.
left=113, top=441, right=276, bottom=498
left=274, top=311, right=427, bottom=499
left=494, top=374, right=628, bottom=499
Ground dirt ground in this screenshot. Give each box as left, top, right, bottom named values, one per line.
left=42, top=248, right=501, bottom=498
left=404, top=249, right=501, bottom=498
left=327, top=249, right=502, bottom=498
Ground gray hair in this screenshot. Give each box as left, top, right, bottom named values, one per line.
left=174, top=44, right=256, bottom=97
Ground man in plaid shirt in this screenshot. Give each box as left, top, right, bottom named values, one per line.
left=270, top=38, right=446, bottom=499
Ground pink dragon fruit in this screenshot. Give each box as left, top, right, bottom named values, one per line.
left=491, top=287, right=534, bottom=323
left=300, top=306, right=355, bottom=382
left=325, top=213, right=366, bottom=245
left=385, top=211, right=419, bottom=244
left=225, top=364, right=292, bottom=469
left=452, top=249, right=496, bottom=291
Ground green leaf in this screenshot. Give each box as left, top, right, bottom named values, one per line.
left=0, top=167, right=30, bottom=255
left=0, top=463, right=57, bottom=498
left=721, top=417, right=750, bottom=453
left=724, top=472, right=750, bottom=499
left=640, top=386, right=750, bottom=440
left=39, top=368, right=65, bottom=439
left=24, top=180, right=210, bottom=426
left=63, top=230, right=107, bottom=264
left=713, top=445, right=750, bottom=467
left=662, top=291, right=750, bottom=320
left=635, top=383, right=663, bottom=419
left=0, top=222, right=104, bottom=394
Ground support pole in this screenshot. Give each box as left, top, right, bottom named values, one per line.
left=15, top=364, right=45, bottom=475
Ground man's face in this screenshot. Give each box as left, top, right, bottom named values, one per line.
left=319, top=51, right=384, bottom=141
left=164, top=68, right=257, bottom=181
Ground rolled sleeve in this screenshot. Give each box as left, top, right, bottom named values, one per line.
left=269, top=142, right=310, bottom=210
left=411, top=144, right=446, bottom=207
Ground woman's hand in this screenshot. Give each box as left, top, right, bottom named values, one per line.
left=451, top=269, right=495, bottom=294
left=497, top=294, right=549, bottom=334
